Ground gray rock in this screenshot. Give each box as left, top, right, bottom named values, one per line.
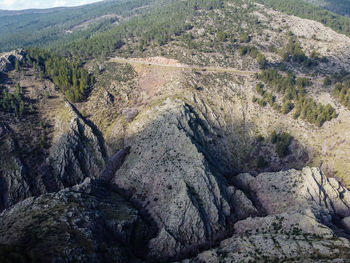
left=0, top=49, right=25, bottom=72
left=0, top=137, right=30, bottom=211
left=121, top=108, right=139, bottom=122
left=0, top=179, right=150, bottom=263
left=46, top=102, right=106, bottom=191
left=182, top=167, right=350, bottom=262
left=184, top=212, right=350, bottom=262
left=235, top=167, right=350, bottom=221
left=114, top=98, right=254, bottom=260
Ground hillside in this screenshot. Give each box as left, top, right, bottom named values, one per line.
left=0, top=0, right=157, bottom=52
left=1, top=0, right=350, bottom=262
left=303, top=0, right=350, bottom=16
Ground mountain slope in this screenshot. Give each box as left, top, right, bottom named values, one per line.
left=0, top=0, right=155, bottom=52
left=303, top=0, right=350, bottom=17
left=1, top=0, right=350, bottom=262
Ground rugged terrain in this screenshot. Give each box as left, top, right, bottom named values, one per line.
left=1, top=0, right=350, bottom=262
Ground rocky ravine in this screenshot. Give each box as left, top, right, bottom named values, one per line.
left=2, top=95, right=350, bottom=262
left=0, top=99, right=106, bottom=211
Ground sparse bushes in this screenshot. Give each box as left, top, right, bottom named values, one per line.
left=257, top=68, right=336, bottom=126
left=271, top=131, right=293, bottom=158
left=240, top=32, right=250, bottom=43
left=280, top=38, right=319, bottom=68
left=253, top=83, right=275, bottom=107
left=257, top=156, right=268, bottom=168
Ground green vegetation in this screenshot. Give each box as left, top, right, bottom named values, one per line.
left=253, top=83, right=275, bottom=107
left=0, top=84, right=26, bottom=117
left=0, top=0, right=153, bottom=52
left=257, top=68, right=336, bottom=126
left=25, top=48, right=93, bottom=102
left=271, top=131, right=293, bottom=158
left=332, top=78, right=350, bottom=109
left=64, top=0, right=225, bottom=59
left=239, top=46, right=267, bottom=68
left=257, top=156, right=269, bottom=168
left=280, top=38, right=321, bottom=67
left=302, top=0, right=350, bottom=17
left=257, top=0, right=350, bottom=37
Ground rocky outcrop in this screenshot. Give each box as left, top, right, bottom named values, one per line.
left=0, top=136, right=30, bottom=211
left=184, top=212, right=350, bottom=262
left=182, top=167, right=350, bottom=262
left=113, top=98, right=257, bottom=260
left=0, top=178, right=150, bottom=263
left=46, top=102, right=106, bottom=191
left=235, top=167, right=350, bottom=221
left=0, top=101, right=107, bottom=212
left=0, top=49, right=25, bottom=72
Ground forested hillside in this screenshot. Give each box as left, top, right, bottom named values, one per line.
left=303, top=0, right=350, bottom=17
left=0, top=0, right=155, bottom=52
left=257, top=0, right=350, bottom=36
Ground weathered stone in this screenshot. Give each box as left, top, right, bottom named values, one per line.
left=121, top=108, right=138, bottom=122
left=0, top=137, right=30, bottom=211
left=0, top=49, right=25, bottom=72
left=0, top=179, right=150, bottom=263
left=114, top=98, right=248, bottom=260
left=46, top=101, right=106, bottom=191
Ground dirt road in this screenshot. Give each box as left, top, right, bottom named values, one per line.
left=110, top=56, right=257, bottom=76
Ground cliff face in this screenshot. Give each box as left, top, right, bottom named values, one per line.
left=45, top=102, right=106, bottom=191
left=113, top=98, right=258, bottom=260
left=0, top=100, right=106, bottom=211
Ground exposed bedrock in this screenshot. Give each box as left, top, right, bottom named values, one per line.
left=112, top=98, right=258, bottom=260
left=0, top=179, right=151, bottom=263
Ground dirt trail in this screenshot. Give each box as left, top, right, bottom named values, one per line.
left=110, top=57, right=257, bottom=76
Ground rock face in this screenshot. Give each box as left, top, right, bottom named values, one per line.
left=0, top=179, right=150, bottom=263
left=0, top=136, right=30, bottom=211
left=113, top=98, right=257, bottom=260
left=183, top=167, right=350, bottom=262
left=235, top=167, right=350, bottom=220
left=0, top=49, right=25, bottom=72
left=46, top=102, right=106, bottom=192
left=0, top=101, right=107, bottom=212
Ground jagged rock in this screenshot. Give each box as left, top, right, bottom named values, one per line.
left=0, top=179, right=150, bottom=263
left=181, top=167, right=350, bottom=262
left=0, top=123, right=7, bottom=139
left=121, top=108, right=138, bottom=122
left=103, top=90, right=114, bottom=104
left=341, top=217, right=350, bottom=233
left=0, top=136, right=30, bottom=211
left=0, top=49, right=25, bottom=72
left=235, top=167, right=350, bottom=221
left=183, top=212, right=350, bottom=262
left=46, top=102, right=106, bottom=192
left=113, top=98, right=256, bottom=260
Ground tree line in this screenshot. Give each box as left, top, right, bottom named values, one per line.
left=25, top=48, right=94, bottom=102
